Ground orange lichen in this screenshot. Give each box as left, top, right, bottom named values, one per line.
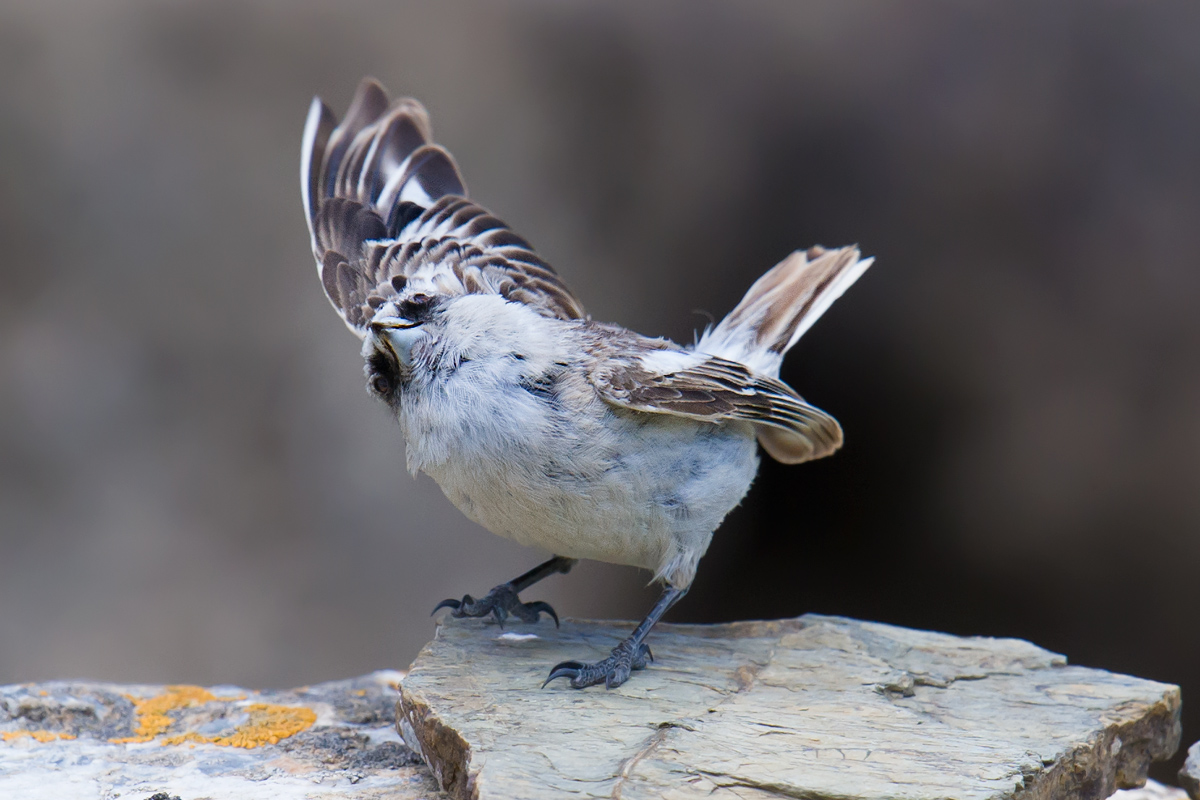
left=103, top=685, right=315, bottom=749
left=162, top=703, right=317, bottom=749
left=2, top=730, right=76, bottom=743
left=109, top=685, right=222, bottom=744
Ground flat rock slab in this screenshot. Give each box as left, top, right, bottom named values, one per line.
left=398, top=614, right=1181, bottom=800
left=0, top=670, right=444, bottom=799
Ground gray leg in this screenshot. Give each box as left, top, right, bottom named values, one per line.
left=432, top=556, right=577, bottom=628
left=543, top=584, right=687, bottom=689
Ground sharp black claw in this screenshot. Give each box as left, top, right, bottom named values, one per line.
left=526, top=601, right=560, bottom=628
left=431, top=598, right=461, bottom=616
left=542, top=661, right=585, bottom=689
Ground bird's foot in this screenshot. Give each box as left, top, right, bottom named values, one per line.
left=542, top=640, right=653, bottom=689
left=432, top=582, right=558, bottom=628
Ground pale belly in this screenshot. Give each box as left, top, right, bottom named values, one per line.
left=404, top=388, right=760, bottom=579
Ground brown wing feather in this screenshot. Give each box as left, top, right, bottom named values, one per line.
left=302, top=78, right=585, bottom=335
left=587, top=334, right=843, bottom=464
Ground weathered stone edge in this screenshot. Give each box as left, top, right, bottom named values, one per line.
left=1016, top=685, right=1182, bottom=800
left=396, top=690, right=474, bottom=800
left=396, top=651, right=476, bottom=800
left=1179, top=741, right=1200, bottom=800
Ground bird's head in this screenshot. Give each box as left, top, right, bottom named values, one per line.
left=361, top=290, right=559, bottom=405
left=362, top=291, right=442, bottom=403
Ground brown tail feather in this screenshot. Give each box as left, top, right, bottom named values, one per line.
left=697, top=245, right=872, bottom=376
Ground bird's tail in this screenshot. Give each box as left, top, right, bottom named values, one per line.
left=696, top=245, right=873, bottom=376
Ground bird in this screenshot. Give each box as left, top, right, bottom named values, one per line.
left=300, top=78, right=873, bottom=690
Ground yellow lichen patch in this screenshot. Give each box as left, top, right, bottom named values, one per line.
left=106, top=686, right=313, bottom=748
left=162, top=704, right=316, bottom=749
left=2, top=730, right=76, bottom=743
left=109, top=685, right=232, bottom=744
left=215, top=704, right=316, bottom=748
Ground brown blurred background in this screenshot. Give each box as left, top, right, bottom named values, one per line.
left=1, top=0, right=1197, bottom=780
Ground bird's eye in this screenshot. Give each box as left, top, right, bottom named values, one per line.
left=366, top=350, right=401, bottom=398
left=370, top=373, right=392, bottom=395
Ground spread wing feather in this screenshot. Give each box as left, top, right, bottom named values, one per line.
left=587, top=334, right=843, bottom=464
left=301, top=78, right=584, bottom=336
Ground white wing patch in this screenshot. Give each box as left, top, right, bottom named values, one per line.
left=637, top=347, right=705, bottom=376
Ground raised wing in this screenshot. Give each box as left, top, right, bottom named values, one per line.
left=301, top=78, right=585, bottom=335
left=586, top=334, right=843, bottom=464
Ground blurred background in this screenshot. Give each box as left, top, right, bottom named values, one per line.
left=1, top=0, right=1197, bottom=779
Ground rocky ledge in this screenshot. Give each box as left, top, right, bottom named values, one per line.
left=1, top=614, right=1186, bottom=800
left=398, top=614, right=1181, bottom=800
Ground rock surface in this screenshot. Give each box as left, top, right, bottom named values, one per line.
left=2, top=618, right=1185, bottom=800
left=1181, top=741, right=1200, bottom=799
left=398, top=614, right=1181, bottom=800
left=1114, top=781, right=1192, bottom=800
left=0, top=670, right=444, bottom=799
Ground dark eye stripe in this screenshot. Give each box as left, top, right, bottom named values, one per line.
left=366, top=350, right=401, bottom=398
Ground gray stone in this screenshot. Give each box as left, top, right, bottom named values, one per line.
left=0, top=670, right=444, bottom=799
left=1181, top=741, right=1200, bottom=799
left=1113, top=780, right=1190, bottom=800
left=398, top=614, right=1181, bottom=800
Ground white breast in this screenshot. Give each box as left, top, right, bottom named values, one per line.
left=395, top=295, right=761, bottom=586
